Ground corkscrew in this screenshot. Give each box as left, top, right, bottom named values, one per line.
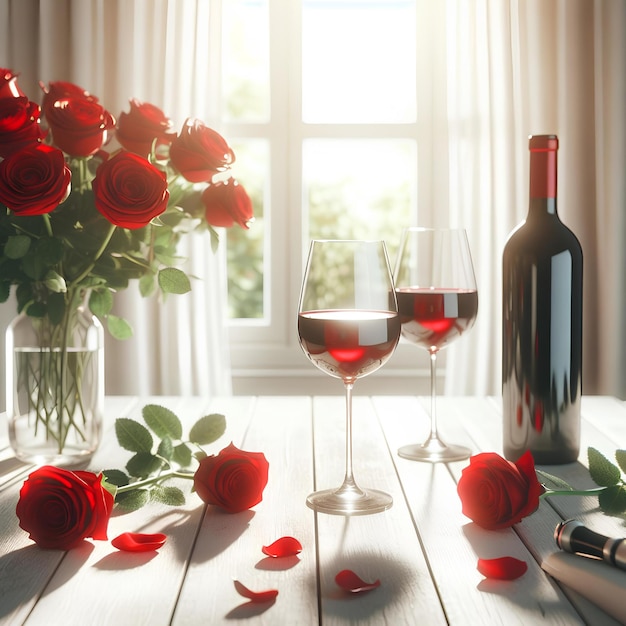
left=554, top=519, right=626, bottom=571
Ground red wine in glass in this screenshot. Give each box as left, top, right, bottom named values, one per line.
left=298, top=310, right=400, bottom=381
left=396, top=288, right=478, bottom=351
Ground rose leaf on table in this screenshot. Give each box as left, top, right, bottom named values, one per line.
left=101, top=403, right=229, bottom=511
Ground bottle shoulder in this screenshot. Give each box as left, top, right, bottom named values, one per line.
left=503, top=214, right=582, bottom=260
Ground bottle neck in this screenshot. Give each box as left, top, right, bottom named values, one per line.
left=529, top=197, right=557, bottom=216
left=529, top=142, right=558, bottom=216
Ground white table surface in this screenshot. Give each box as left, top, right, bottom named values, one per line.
left=1, top=395, right=626, bottom=625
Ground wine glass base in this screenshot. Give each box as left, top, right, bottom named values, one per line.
left=398, top=441, right=471, bottom=463
left=306, top=487, right=393, bottom=516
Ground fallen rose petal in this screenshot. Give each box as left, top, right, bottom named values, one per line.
left=477, top=556, right=528, bottom=580
left=335, top=569, right=381, bottom=593
left=111, top=532, right=167, bottom=552
left=262, top=536, right=303, bottom=558
left=233, top=580, right=279, bottom=603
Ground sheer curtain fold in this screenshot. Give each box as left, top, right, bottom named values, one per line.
left=0, top=0, right=232, bottom=400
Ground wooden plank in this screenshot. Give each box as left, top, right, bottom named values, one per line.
left=373, top=395, right=585, bottom=625
left=172, top=396, right=318, bottom=625
left=312, top=395, right=447, bottom=625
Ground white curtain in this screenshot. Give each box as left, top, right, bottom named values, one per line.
left=0, top=0, right=232, bottom=399
left=420, top=0, right=626, bottom=398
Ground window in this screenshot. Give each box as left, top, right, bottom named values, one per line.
left=221, top=0, right=423, bottom=393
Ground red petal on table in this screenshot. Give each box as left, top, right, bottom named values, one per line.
left=111, top=532, right=167, bottom=552
left=262, top=536, right=303, bottom=558
left=233, top=580, right=279, bottom=603
left=335, top=569, right=381, bottom=593
left=477, top=556, right=528, bottom=580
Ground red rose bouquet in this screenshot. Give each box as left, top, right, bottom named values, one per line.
left=0, top=68, right=253, bottom=459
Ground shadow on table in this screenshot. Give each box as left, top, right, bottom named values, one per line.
left=225, top=597, right=277, bottom=620
left=0, top=542, right=93, bottom=620
left=319, top=549, right=417, bottom=620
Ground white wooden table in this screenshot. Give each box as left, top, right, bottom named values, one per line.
left=1, top=395, right=626, bottom=625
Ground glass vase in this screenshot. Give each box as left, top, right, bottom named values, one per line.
left=5, top=301, right=104, bottom=466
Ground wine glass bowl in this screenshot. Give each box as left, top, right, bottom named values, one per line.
left=394, top=228, right=478, bottom=462
left=298, top=240, right=400, bottom=515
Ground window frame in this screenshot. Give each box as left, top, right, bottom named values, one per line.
left=224, top=0, right=437, bottom=394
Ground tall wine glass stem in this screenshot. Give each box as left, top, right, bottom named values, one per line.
left=339, top=381, right=364, bottom=497
left=428, top=351, right=441, bottom=444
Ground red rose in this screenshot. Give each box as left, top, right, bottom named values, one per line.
left=169, top=118, right=234, bottom=183
left=116, top=98, right=176, bottom=157
left=201, top=179, right=253, bottom=229
left=0, top=96, right=46, bottom=157
left=457, top=451, right=545, bottom=530
left=40, top=79, right=97, bottom=120
left=0, top=143, right=71, bottom=215
left=92, top=151, right=169, bottom=229
left=193, top=443, right=269, bottom=513
left=16, top=465, right=114, bottom=550
left=0, top=67, right=26, bottom=98
left=46, top=98, right=115, bottom=157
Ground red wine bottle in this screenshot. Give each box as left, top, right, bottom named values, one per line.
left=502, top=135, right=583, bottom=464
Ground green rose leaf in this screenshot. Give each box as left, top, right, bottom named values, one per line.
left=158, top=267, right=191, bottom=294
left=189, top=413, right=226, bottom=445
left=115, top=417, right=154, bottom=453
left=615, top=450, right=626, bottom=475
left=157, top=436, right=174, bottom=461
left=598, top=484, right=626, bottom=515
left=139, top=272, right=156, bottom=297
left=151, top=485, right=186, bottom=507
left=36, top=236, right=64, bottom=265
left=115, top=489, right=150, bottom=512
left=535, top=469, right=573, bottom=492
left=107, top=314, right=133, bottom=340
left=126, top=451, right=163, bottom=479
left=588, top=447, right=621, bottom=486
left=143, top=404, right=183, bottom=441
left=172, top=442, right=193, bottom=467
left=89, top=289, right=113, bottom=317
left=0, top=280, right=10, bottom=303
left=102, top=468, right=130, bottom=487
left=5, top=235, right=31, bottom=259
left=154, top=246, right=184, bottom=267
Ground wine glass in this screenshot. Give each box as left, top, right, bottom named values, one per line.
left=393, top=227, right=478, bottom=462
left=297, top=240, right=401, bottom=515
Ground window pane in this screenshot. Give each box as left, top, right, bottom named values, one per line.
left=227, top=140, right=268, bottom=319
left=222, top=0, right=270, bottom=123
left=302, top=0, right=417, bottom=123
left=303, top=139, right=416, bottom=261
